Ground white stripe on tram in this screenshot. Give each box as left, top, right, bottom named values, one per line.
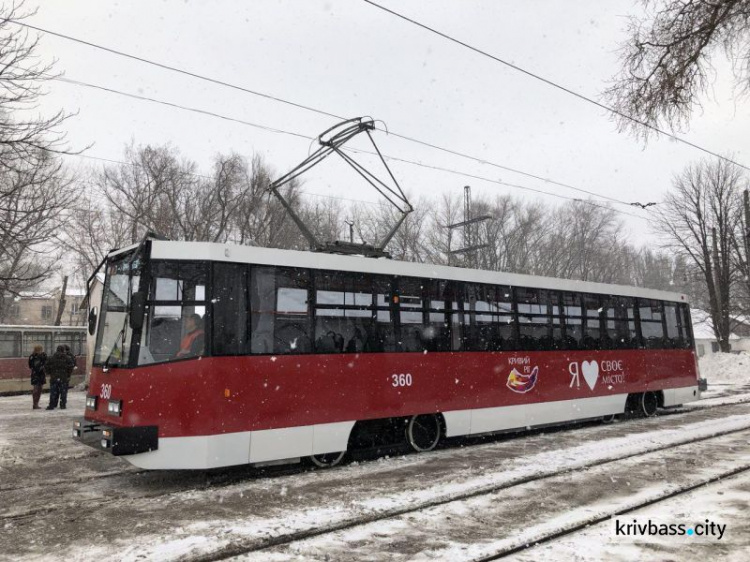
left=123, top=387, right=700, bottom=470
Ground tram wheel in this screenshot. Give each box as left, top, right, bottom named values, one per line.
left=640, top=391, right=659, bottom=418
left=406, top=414, right=442, bottom=452
left=309, top=451, right=345, bottom=468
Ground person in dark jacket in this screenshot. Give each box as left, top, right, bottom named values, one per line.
left=46, top=345, right=75, bottom=410
left=28, top=344, right=47, bottom=410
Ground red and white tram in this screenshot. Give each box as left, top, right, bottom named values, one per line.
left=73, top=238, right=704, bottom=469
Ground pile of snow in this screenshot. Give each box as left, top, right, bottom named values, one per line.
left=699, top=352, right=749, bottom=384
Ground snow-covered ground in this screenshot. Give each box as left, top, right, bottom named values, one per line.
left=1, top=353, right=749, bottom=561
left=699, top=352, right=750, bottom=385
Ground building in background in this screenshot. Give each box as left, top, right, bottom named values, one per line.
left=692, top=309, right=750, bottom=357
left=1, top=287, right=87, bottom=326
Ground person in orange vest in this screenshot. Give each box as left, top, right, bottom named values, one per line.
left=175, top=313, right=205, bottom=359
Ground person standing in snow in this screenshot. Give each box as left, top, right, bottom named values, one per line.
left=28, top=344, right=47, bottom=410
left=45, top=345, right=74, bottom=410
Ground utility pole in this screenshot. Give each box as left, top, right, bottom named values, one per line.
left=712, top=227, right=724, bottom=351
left=446, top=186, right=492, bottom=268
left=54, top=275, right=68, bottom=327
left=464, top=186, right=473, bottom=267
left=344, top=219, right=355, bottom=243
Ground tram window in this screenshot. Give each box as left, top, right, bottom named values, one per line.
left=249, top=267, right=275, bottom=354
left=461, top=284, right=511, bottom=351
left=212, top=263, right=248, bottom=355
left=137, top=261, right=208, bottom=364
left=516, top=288, right=552, bottom=351
left=679, top=304, right=694, bottom=347
left=550, top=292, right=565, bottom=349
left=664, top=303, right=682, bottom=348
left=151, top=262, right=206, bottom=301
left=0, top=331, right=21, bottom=358
left=639, top=299, right=665, bottom=349
left=603, top=296, right=634, bottom=349
left=561, top=292, right=583, bottom=349
left=398, top=277, right=425, bottom=352
left=373, top=275, right=396, bottom=352
left=423, top=279, right=452, bottom=352
left=314, top=271, right=378, bottom=354
left=582, top=294, right=602, bottom=349
left=24, top=332, right=51, bottom=357
left=54, top=332, right=84, bottom=356
left=270, top=268, right=311, bottom=355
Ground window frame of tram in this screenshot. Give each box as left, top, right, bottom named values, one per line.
left=93, top=248, right=145, bottom=367
left=459, top=283, right=514, bottom=351
left=0, top=330, right=22, bottom=358
left=134, top=260, right=209, bottom=365
left=208, top=264, right=697, bottom=356
left=313, top=270, right=396, bottom=354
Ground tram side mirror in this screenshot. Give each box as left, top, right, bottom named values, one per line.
left=130, top=292, right=146, bottom=332
left=88, top=307, right=98, bottom=336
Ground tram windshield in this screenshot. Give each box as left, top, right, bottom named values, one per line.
left=94, top=247, right=143, bottom=366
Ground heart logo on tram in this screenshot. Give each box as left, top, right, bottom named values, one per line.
left=581, top=360, right=599, bottom=390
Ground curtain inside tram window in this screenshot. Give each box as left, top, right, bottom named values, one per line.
left=212, top=263, right=248, bottom=355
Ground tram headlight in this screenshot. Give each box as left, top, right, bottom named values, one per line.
left=107, top=400, right=122, bottom=416
left=85, top=396, right=98, bottom=410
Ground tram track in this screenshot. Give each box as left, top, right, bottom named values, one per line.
left=0, top=462, right=311, bottom=522
left=2, top=394, right=750, bottom=521
left=471, top=464, right=750, bottom=561
left=188, top=422, right=750, bottom=562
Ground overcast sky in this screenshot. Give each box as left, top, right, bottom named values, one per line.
left=26, top=0, right=750, bottom=245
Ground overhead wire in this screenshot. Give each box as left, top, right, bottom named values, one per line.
left=361, top=0, right=750, bottom=174
left=44, top=73, right=648, bottom=220
left=6, top=18, right=651, bottom=210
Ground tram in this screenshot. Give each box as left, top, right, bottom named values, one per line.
left=0, top=325, right=87, bottom=394
left=73, top=238, right=704, bottom=469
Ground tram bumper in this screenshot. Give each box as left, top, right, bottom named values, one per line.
left=72, top=418, right=158, bottom=456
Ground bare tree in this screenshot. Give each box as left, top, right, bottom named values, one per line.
left=654, top=158, right=745, bottom=351
left=0, top=152, right=75, bottom=321
left=606, top=0, right=750, bottom=136
left=0, top=1, right=72, bottom=173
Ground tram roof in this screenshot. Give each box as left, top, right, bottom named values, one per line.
left=111, top=240, right=688, bottom=304
left=0, top=325, right=86, bottom=332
